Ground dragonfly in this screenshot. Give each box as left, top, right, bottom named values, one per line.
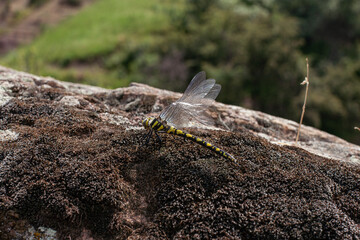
left=142, top=71, right=238, bottom=165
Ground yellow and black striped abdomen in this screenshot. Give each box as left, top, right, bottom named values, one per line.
left=171, top=128, right=238, bottom=164
left=145, top=117, right=239, bottom=165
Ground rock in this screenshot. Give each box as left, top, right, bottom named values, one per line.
left=0, top=65, right=359, bottom=239
left=0, top=129, right=19, bottom=142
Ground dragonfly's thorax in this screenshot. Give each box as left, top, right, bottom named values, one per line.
left=142, top=117, right=169, bottom=131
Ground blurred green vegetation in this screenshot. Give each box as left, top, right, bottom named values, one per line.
left=1, top=0, right=170, bottom=87
left=1, top=0, right=360, bottom=144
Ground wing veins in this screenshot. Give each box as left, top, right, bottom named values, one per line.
left=159, top=72, right=221, bottom=128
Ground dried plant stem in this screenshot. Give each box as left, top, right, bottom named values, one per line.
left=296, top=58, right=310, bottom=143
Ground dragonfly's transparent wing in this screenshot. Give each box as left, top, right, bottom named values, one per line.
left=204, top=83, right=221, bottom=100
left=178, top=71, right=220, bottom=103
left=159, top=102, right=215, bottom=128
left=159, top=72, right=221, bottom=128
left=181, top=71, right=206, bottom=98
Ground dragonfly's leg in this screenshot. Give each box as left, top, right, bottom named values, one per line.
left=154, top=131, right=162, bottom=146
left=142, top=130, right=153, bottom=146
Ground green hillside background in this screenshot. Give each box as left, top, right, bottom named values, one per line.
left=1, top=0, right=360, bottom=144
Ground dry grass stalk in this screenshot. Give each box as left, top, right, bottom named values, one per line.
left=296, top=58, right=310, bottom=143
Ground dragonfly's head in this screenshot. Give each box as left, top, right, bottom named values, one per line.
left=142, top=117, right=155, bottom=129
